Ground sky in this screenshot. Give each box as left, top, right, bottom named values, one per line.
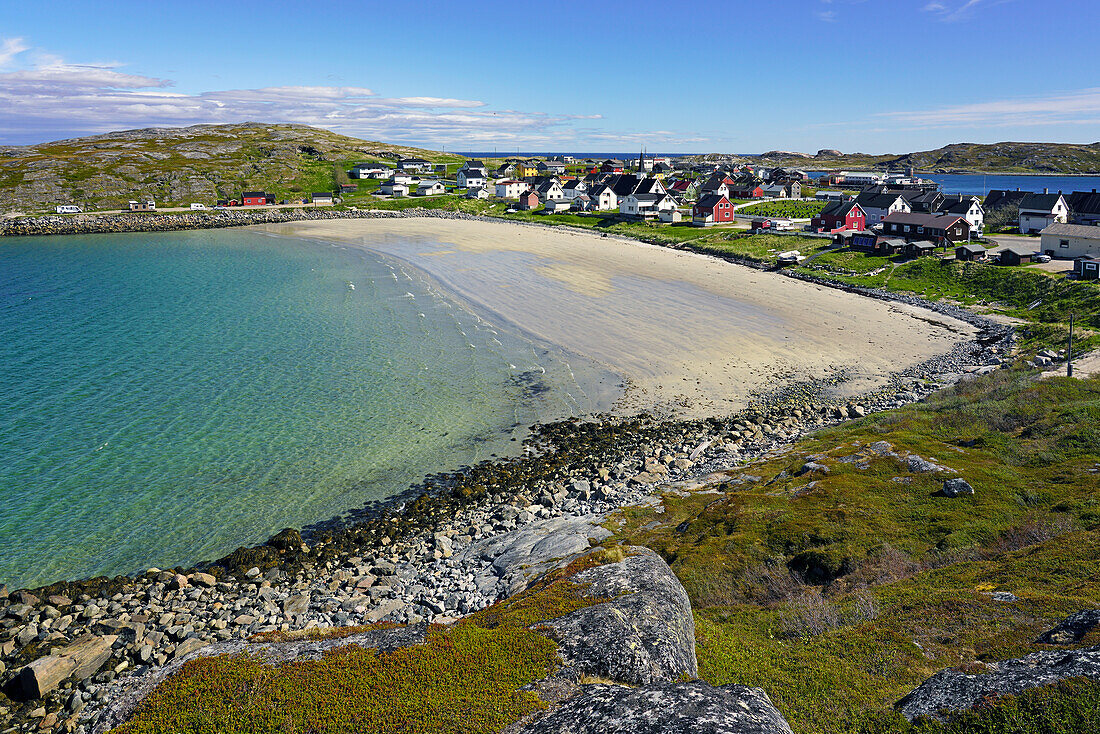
left=1, top=0, right=1098, bottom=153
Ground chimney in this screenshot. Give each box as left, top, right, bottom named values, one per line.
left=1043, top=188, right=1049, bottom=194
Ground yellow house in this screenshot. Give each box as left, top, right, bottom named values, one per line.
left=514, top=160, right=539, bottom=178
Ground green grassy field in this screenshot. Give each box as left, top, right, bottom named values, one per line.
left=739, top=200, right=827, bottom=219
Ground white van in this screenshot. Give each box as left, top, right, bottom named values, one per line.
left=190, top=203, right=206, bottom=210
left=55, top=205, right=82, bottom=214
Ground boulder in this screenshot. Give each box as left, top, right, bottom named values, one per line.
left=541, top=547, right=697, bottom=685
left=188, top=572, right=216, bottom=588
left=1037, top=609, right=1100, bottom=644
left=523, top=681, right=794, bottom=734
left=942, top=478, right=974, bottom=497
left=907, top=455, right=949, bottom=473
left=897, top=645, right=1100, bottom=722
left=282, top=594, right=310, bottom=617
left=17, top=634, right=117, bottom=699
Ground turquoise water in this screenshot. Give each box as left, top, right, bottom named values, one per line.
left=0, top=229, right=616, bottom=589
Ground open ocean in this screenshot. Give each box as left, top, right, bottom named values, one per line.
left=0, top=229, right=614, bottom=590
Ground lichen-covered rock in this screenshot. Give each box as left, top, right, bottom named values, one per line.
left=942, top=478, right=974, bottom=497
left=896, top=645, right=1100, bottom=722
left=1037, top=610, right=1100, bottom=644
left=541, top=547, right=697, bottom=685
left=522, top=681, right=794, bottom=734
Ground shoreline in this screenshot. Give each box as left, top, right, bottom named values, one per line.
left=0, top=211, right=1015, bottom=732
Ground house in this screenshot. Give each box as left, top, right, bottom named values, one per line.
left=998, top=245, right=1035, bottom=266
left=311, top=192, right=334, bottom=204
left=955, top=243, right=988, bottom=262
left=541, top=199, right=572, bottom=214
left=905, top=240, right=938, bottom=258
left=379, top=179, right=409, bottom=197
left=761, top=184, right=790, bottom=199
left=514, top=161, right=540, bottom=178
left=834, top=171, right=884, bottom=187
left=874, top=238, right=908, bottom=256
left=392, top=171, right=419, bottom=185
left=659, top=208, right=683, bottom=223
left=620, top=193, right=676, bottom=220
left=1018, top=191, right=1069, bottom=234
left=457, top=170, right=486, bottom=189
left=570, top=194, right=593, bottom=212
left=599, top=159, right=626, bottom=173
left=727, top=178, right=764, bottom=199
left=126, top=200, right=156, bottom=211
left=535, top=179, right=566, bottom=201
left=493, top=163, right=517, bottom=178
left=812, top=200, right=866, bottom=232
left=653, top=162, right=674, bottom=177
left=1039, top=222, right=1100, bottom=259
left=902, top=189, right=945, bottom=214
left=459, top=160, right=488, bottom=175
left=853, top=192, right=911, bottom=226
left=1075, top=256, right=1100, bottom=280
left=465, top=186, right=490, bottom=200
left=699, top=173, right=735, bottom=198
left=349, top=163, right=392, bottom=179
left=416, top=180, right=447, bottom=196
left=398, top=158, right=432, bottom=172
left=494, top=180, right=529, bottom=199
left=815, top=190, right=845, bottom=201
left=339, top=184, right=357, bottom=195
left=693, top=194, right=735, bottom=226
left=833, top=230, right=879, bottom=252
left=983, top=189, right=1030, bottom=212
left=588, top=184, right=618, bottom=211
left=881, top=212, right=970, bottom=245
left=561, top=179, right=587, bottom=199
left=668, top=179, right=698, bottom=201
left=1067, top=190, right=1100, bottom=226
left=517, top=190, right=540, bottom=210
left=939, top=195, right=985, bottom=233
left=538, top=160, right=566, bottom=175
left=241, top=191, right=267, bottom=206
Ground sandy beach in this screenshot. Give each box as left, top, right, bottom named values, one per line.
left=265, top=218, right=979, bottom=419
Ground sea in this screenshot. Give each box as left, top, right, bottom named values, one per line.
left=0, top=229, right=616, bottom=590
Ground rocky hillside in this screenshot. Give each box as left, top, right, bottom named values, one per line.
left=0, top=123, right=462, bottom=214
left=695, top=141, right=1100, bottom=174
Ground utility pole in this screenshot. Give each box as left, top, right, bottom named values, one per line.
left=1067, top=312, right=1075, bottom=378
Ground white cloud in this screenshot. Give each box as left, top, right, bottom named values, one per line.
left=877, top=87, right=1100, bottom=129
left=816, top=10, right=837, bottom=22
left=0, top=43, right=698, bottom=148
left=0, top=37, right=29, bottom=67
left=922, top=0, right=1011, bottom=22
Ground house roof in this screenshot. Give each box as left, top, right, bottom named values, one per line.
left=1019, top=192, right=1065, bottom=211
left=819, top=200, right=862, bottom=219
left=957, top=243, right=986, bottom=253
left=854, top=192, right=905, bottom=210
left=695, top=193, right=730, bottom=208
left=1001, top=245, right=1035, bottom=256
left=241, top=191, right=266, bottom=197
left=464, top=160, right=486, bottom=167
left=983, top=189, right=1030, bottom=210
left=589, top=184, right=613, bottom=196
left=1040, top=222, right=1100, bottom=239
left=402, top=157, right=430, bottom=163
left=311, top=192, right=333, bottom=197
left=1067, top=191, right=1100, bottom=216
left=882, top=211, right=965, bottom=229
left=908, top=240, right=937, bottom=249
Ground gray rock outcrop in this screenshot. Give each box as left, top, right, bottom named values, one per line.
left=1038, top=610, right=1100, bottom=645
left=522, top=681, right=794, bottom=734
left=942, top=478, right=974, bottom=497
left=897, top=645, right=1100, bottom=722
left=541, top=547, right=697, bottom=685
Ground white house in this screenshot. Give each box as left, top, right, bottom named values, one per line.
left=392, top=171, right=419, bottom=185
left=535, top=180, right=566, bottom=201
left=457, top=170, right=486, bottom=189
left=349, top=163, right=391, bottom=179
left=1039, top=222, right=1100, bottom=259
left=659, top=209, right=683, bottom=223
left=761, top=183, right=790, bottom=199
left=854, top=192, right=911, bottom=226
left=459, top=159, right=488, bottom=175
left=398, top=158, right=432, bottom=172
left=465, top=186, right=490, bottom=200
left=941, top=195, right=985, bottom=233
left=494, top=180, right=529, bottom=199
left=541, top=199, right=572, bottom=213
left=562, top=179, right=588, bottom=199
left=588, top=184, right=618, bottom=211
left=379, top=180, right=409, bottom=197
left=1019, top=191, right=1069, bottom=234
left=416, top=180, right=447, bottom=196
left=620, top=193, right=677, bottom=220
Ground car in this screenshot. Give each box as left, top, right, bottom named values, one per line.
left=1033, top=254, right=1052, bottom=263
left=190, top=203, right=206, bottom=210
left=213, top=205, right=227, bottom=210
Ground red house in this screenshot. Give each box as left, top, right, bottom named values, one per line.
left=517, top=191, right=540, bottom=210
left=812, top=200, right=865, bottom=232
left=692, top=193, right=735, bottom=226
left=241, top=191, right=268, bottom=206
left=728, top=182, right=764, bottom=199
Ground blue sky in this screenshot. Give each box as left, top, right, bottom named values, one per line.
left=1, top=0, right=1097, bottom=152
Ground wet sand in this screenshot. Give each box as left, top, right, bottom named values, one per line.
left=265, top=218, right=979, bottom=419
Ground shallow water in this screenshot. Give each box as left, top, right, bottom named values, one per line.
left=0, top=229, right=618, bottom=589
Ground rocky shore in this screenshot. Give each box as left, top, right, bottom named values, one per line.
left=0, top=209, right=1029, bottom=732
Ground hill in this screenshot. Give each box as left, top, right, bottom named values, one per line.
left=0, top=123, right=464, bottom=214
left=695, top=141, right=1100, bottom=174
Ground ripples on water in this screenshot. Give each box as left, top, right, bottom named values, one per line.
left=0, top=229, right=612, bottom=589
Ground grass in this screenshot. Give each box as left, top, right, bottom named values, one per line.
left=739, top=200, right=827, bottom=219
left=689, top=233, right=833, bottom=263
left=604, top=370, right=1100, bottom=733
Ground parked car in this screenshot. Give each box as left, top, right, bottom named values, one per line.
left=190, top=203, right=206, bottom=210
left=1033, top=254, right=1052, bottom=263
left=55, top=205, right=82, bottom=214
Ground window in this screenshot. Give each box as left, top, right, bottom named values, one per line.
left=917, top=226, right=924, bottom=234
left=1060, top=239, right=1070, bottom=249
left=904, top=225, right=911, bottom=233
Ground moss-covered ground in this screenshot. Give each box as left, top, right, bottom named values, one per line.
left=606, top=370, right=1100, bottom=732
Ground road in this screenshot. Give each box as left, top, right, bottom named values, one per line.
left=71, top=202, right=332, bottom=216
